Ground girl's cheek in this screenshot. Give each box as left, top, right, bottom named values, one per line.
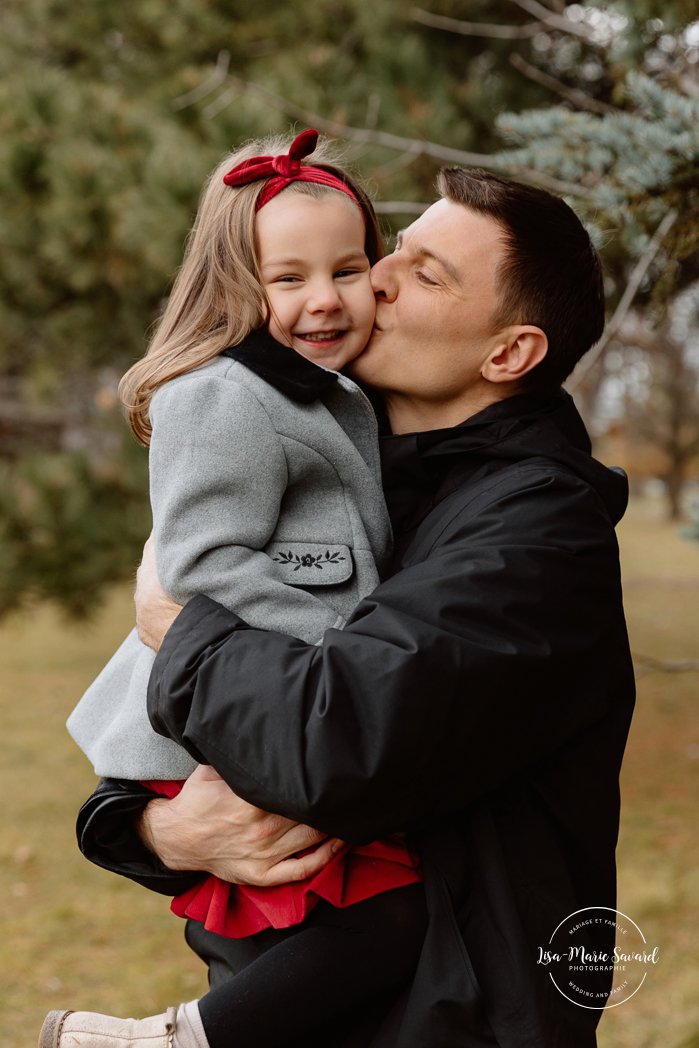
left=267, top=290, right=294, bottom=328
left=353, top=273, right=376, bottom=310
left=361, top=284, right=378, bottom=326
left=267, top=308, right=292, bottom=346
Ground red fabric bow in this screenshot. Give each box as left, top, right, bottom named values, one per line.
left=223, top=129, right=364, bottom=218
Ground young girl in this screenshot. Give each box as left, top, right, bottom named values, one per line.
left=48, top=131, right=426, bottom=1048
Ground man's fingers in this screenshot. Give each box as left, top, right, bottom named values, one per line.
left=274, top=821, right=328, bottom=855
left=257, top=837, right=346, bottom=886
left=209, top=837, right=345, bottom=885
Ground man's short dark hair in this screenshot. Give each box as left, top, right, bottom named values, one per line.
left=437, top=168, right=605, bottom=392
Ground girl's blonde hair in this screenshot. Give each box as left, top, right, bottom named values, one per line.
left=119, top=132, right=384, bottom=445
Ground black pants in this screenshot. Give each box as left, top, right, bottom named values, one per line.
left=189, top=883, right=427, bottom=1048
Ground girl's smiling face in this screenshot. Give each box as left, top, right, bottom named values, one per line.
left=256, top=191, right=376, bottom=371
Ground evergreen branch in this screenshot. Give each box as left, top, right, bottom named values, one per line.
left=373, top=201, right=431, bottom=214
left=508, top=0, right=593, bottom=40
left=509, top=53, right=616, bottom=115
left=220, top=75, right=595, bottom=198
left=410, top=8, right=546, bottom=40
left=566, top=208, right=679, bottom=393
left=172, top=50, right=231, bottom=110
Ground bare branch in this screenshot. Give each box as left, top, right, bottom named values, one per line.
left=371, top=142, right=422, bottom=178
left=508, top=0, right=593, bottom=40
left=539, top=0, right=566, bottom=13
left=633, top=654, right=699, bottom=678
left=224, top=75, right=595, bottom=199
left=173, top=50, right=230, bottom=110
left=373, top=201, right=431, bottom=214
left=410, top=7, right=545, bottom=40
left=509, top=53, right=616, bottom=114
left=608, top=315, right=667, bottom=353
left=365, top=92, right=381, bottom=130
left=202, top=85, right=242, bottom=119
left=566, top=209, right=679, bottom=393
left=512, top=167, right=594, bottom=197
left=227, top=75, right=490, bottom=161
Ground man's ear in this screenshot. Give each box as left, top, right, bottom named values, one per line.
left=482, top=327, right=548, bottom=384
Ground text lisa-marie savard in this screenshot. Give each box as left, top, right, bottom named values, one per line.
left=537, top=946, right=659, bottom=968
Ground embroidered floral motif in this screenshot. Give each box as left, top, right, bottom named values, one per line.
left=273, top=549, right=346, bottom=572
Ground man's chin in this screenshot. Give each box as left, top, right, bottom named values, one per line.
left=346, top=334, right=385, bottom=385
left=346, top=354, right=377, bottom=386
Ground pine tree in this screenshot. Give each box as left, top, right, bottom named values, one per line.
left=0, top=0, right=536, bottom=616
left=495, top=72, right=699, bottom=299
left=2, top=0, right=699, bottom=610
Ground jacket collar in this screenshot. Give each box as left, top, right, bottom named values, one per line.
left=222, top=328, right=338, bottom=404
left=382, top=391, right=591, bottom=461
left=381, top=390, right=629, bottom=557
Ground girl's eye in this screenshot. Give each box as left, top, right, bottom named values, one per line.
left=334, top=268, right=359, bottom=279
left=275, top=275, right=302, bottom=283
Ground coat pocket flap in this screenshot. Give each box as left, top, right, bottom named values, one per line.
left=267, top=542, right=353, bottom=586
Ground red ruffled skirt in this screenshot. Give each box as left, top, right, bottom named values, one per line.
left=143, top=780, right=422, bottom=939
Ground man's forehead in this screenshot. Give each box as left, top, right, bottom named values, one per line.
left=396, top=201, right=505, bottom=280
left=396, top=228, right=461, bottom=283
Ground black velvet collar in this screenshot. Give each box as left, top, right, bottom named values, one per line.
left=221, top=328, right=338, bottom=404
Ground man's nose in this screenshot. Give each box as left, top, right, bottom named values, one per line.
left=370, top=256, right=398, bottom=302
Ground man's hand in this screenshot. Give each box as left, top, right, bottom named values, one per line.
left=137, top=765, right=344, bottom=886
left=135, top=535, right=183, bottom=651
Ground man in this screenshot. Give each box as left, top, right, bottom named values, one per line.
left=78, top=170, right=635, bottom=1047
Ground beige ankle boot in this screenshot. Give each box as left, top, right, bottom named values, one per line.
left=39, top=1007, right=178, bottom=1048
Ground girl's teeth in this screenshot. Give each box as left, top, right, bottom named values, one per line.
left=301, top=331, right=341, bottom=342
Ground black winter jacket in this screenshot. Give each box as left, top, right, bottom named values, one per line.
left=78, top=386, right=635, bottom=1048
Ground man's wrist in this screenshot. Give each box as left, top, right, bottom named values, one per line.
left=135, top=798, right=163, bottom=856
left=136, top=797, right=196, bottom=871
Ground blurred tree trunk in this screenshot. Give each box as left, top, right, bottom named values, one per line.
left=615, top=312, right=699, bottom=521
left=665, top=462, right=684, bottom=520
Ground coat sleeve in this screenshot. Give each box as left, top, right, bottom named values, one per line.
left=149, top=371, right=346, bottom=644
left=148, top=466, right=633, bottom=843
left=76, top=778, right=201, bottom=895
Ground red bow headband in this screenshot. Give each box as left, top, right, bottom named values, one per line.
left=223, top=129, right=365, bottom=221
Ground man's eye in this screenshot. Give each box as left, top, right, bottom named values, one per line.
left=417, top=271, right=437, bottom=286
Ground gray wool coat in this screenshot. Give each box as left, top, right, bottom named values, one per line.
left=67, top=335, right=392, bottom=780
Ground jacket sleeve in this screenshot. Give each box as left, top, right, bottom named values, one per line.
left=149, top=371, right=346, bottom=644
left=76, top=778, right=201, bottom=895
left=148, top=466, right=633, bottom=843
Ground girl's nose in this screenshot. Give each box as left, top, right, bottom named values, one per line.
left=306, top=279, right=343, bottom=313
left=370, top=256, right=398, bottom=302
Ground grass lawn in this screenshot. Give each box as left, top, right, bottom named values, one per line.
left=0, top=591, right=207, bottom=1048
left=597, top=499, right=699, bottom=1048
left=0, top=496, right=698, bottom=1047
